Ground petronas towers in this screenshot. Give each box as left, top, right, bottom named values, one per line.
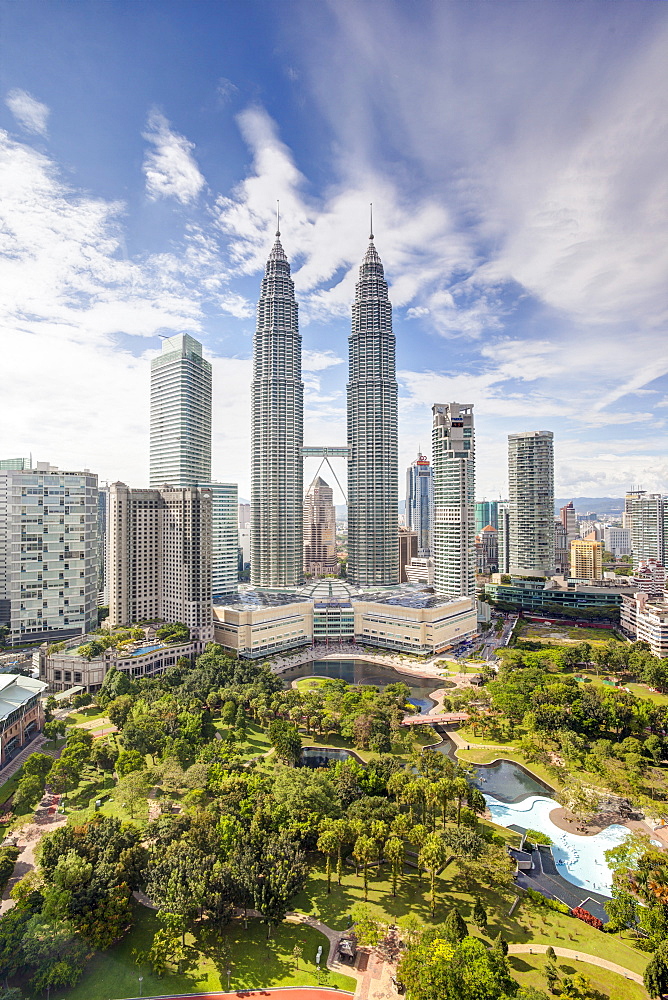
left=250, top=225, right=398, bottom=590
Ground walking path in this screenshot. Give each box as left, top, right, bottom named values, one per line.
left=128, top=991, right=353, bottom=1000
left=0, top=791, right=66, bottom=914
left=507, top=943, right=645, bottom=985
left=0, top=734, right=48, bottom=789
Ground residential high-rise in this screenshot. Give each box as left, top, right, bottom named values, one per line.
left=477, top=525, right=498, bottom=574
left=303, top=476, right=337, bottom=577
left=406, top=454, right=434, bottom=555
left=250, top=231, right=304, bottom=589
left=475, top=500, right=499, bottom=534
left=633, top=558, right=666, bottom=597
left=0, top=463, right=99, bottom=646
left=508, top=431, right=555, bottom=578
left=624, top=491, right=668, bottom=570
left=554, top=520, right=569, bottom=575
left=108, top=483, right=212, bottom=638
left=432, top=403, right=476, bottom=597
left=570, top=533, right=603, bottom=579
left=150, top=334, right=212, bottom=489
left=347, top=235, right=398, bottom=587
left=238, top=503, right=250, bottom=529
left=497, top=500, right=511, bottom=574
left=201, top=482, right=238, bottom=598
left=97, top=485, right=109, bottom=606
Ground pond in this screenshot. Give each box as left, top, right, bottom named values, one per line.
left=428, top=728, right=553, bottom=801
left=301, top=747, right=354, bottom=768
left=282, top=658, right=439, bottom=713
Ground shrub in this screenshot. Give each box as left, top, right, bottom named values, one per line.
left=571, top=906, right=604, bottom=930
left=526, top=888, right=570, bottom=914
left=0, top=846, right=20, bottom=893
left=524, top=828, right=553, bottom=846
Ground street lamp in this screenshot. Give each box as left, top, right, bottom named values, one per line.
left=226, top=967, right=232, bottom=991
left=138, top=976, right=144, bottom=998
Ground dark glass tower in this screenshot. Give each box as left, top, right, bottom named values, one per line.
left=347, top=235, right=399, bottom=587
left=250, top=232, right=304, bottom=588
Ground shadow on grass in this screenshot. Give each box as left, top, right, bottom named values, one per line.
left=508, top=957, right=534, bottom=973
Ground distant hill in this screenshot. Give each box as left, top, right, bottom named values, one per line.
left=555, top=497, right=624, bottom=517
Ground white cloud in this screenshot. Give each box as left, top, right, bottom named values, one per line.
left=143, top=109, right=205, bottom=204
left=303, top=349, right=344, bottom=371
left=5, top=89, right=49, bottom=135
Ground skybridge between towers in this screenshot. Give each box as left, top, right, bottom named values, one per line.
left=301, top=446, right=350, bottom=502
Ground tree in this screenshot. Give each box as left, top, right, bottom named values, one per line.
left=385, top=836, right=404, bottom=897
left=21, top=915, right=87, bottom=992
left=43, top=719, right=66, bottom=746
left=112, top=769, right=151, bottom=818
left=442, top=907, right=468, bottom=944
left=292, top=943, right=303, bottom=970
left=353, top=835, right=376, bottom=901
left=22, top=753, right=54, bottom=780
left=116, top=748, right=145, bottom=777
left=327, top=818, right=353, bottom=885
left=418, top=834, right=448, bottom=917
left=645, top=941, right=668, bottom=999
left=453, top=776, right=470, bottom=826
left=317, top=828, right=339, bottom=894
left=267, top=719, right=302, bottom=765
left=543, top=960, right=560, bottom=994
left=13, top=774, right=45, bottom=813
left=493, top=932, right=508, bottom=956
left=472, top=897, right=487, bottom=933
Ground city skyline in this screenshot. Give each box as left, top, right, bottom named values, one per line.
left=1, top=2, right=667, bottom=501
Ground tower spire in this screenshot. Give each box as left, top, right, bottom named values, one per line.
left=276, top=199, right=280, bottom=238
left=369, top=202, right=374, bottom=241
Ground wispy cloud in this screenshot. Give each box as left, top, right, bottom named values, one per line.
left=143, top=109, right=206, bottom=204
left=5, top=89, right=49, bottom=135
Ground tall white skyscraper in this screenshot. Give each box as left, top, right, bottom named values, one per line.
left=508, top=431, right=555, bottom=577
left=150, top=334, right=212, bottom=489
left=406, top=454, right=434, bottom=555
left=432, top=403, right=476, bottom=597
left=625, top=491, right=668, bottom=570
left=201, top=482, right=238, bottom=598
left=347, top=235, right=398, bottom=587
left=0, top=463, right=99, bottom=645
left=108, top=483, right=212, bottom=638
left=250, top=232, right=303, bottom=588
left=497, top=500, right=511, bottom=574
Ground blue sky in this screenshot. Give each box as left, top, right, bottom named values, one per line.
left=1, top=0, right=667, bottom=502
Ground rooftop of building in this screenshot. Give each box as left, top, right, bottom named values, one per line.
left=352, top=588, right=469, bottom=610
left=0, top=675, right=47, bottom=723
left=214, top=590, right=306, bottom=611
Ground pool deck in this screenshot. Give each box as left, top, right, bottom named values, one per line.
left=511, top=844, right=610, bottom=921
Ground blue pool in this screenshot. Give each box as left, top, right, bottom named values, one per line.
left=129, top=643, right=162, bottom=657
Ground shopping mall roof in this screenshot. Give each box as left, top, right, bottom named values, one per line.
left=0, top=675, right=47, bottom=723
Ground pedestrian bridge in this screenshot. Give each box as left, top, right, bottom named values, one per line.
left=401, top=711, right=469, bottom=726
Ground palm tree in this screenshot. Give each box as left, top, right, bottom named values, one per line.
left=391, top=813, right=412, bottom=840
left=317, top=828, right=339, bottom=894
left=435, top=777, right=452, bottom=829
left=328, top=818, right=352, bottom=885
left=353, top=835, right=376, bottom=901
left=404, top=780, right=424, bottom=826
left=410, top=824, right=428, bottom=880
left=370, top=819, right=388, bottom=871
left=418, top=834, right=448, bottom=917
left=385, top=837, right=404, bottom=897
left=424, top=784, right=440, bottom=832
left=453, top=776, right=470, bottom=826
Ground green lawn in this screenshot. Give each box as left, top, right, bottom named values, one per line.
left=626, top=682, right=668, bottom=707
left=456, top=726, right=519, bottom=747
left=0, top=771, right=22, bottom=808
left=294, top=860, right=648, bottom=977
left=294, top=676, right=333, bottom=691
left=65, top=706, right=109, bottom=726
left=508, top=953, right=648, bottom=1000
left=58, top=903, right=356, bottom=1000
left=213, top=720, right=273, bottom=759
left=516, top=622, right=623, bottom=647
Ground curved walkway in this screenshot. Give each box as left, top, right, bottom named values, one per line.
left=508, top=943, right=645, bottom=985
left=133, top=990, right=354, bottom=1000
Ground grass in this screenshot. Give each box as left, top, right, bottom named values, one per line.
left=516, top=622, right=623, bottom=647
left=213, top=720, right=272, bottom=758
left=293, top=858, right=648, bottom=977
left=294, top=676, right=333, bottom=691
left=508, top=953, right=648, bottom=1000
left=65, top=706, right=109, bottom=726
left=456, top=726, right=519, bottom=747
left=0, top=771, right=22, bottom=808
left=58, top=902, right=356, bottom=1000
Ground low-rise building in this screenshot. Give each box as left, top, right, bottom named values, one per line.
left=632, top=559, right=666, bottom=598
left=621, top=592, right=668, bottom=658
left=0, top=674, right=47, bottom=766
left=484, top=574, right=633, bottom=617
left=36, top=626, right=207, bottom=693
left=212, top=587, right=476, bottom=659
left=405, top=557, right=435, bottom=587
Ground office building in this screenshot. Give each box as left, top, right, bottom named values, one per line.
left=560, top=501, right=579, bottom=543
left=475, top=500, right=499, bottom=535
left=250, top=231, right=303, bottom=588
left=150, top=334, right=212, bottom=489
left=476, top=525, right=498, bottom=575
left=303, top=476, right=337, bottom=577
left=570, top=533, right=603, bottom=580
left=405, top=556, right=435, bottom=586
left=0, top=463, right=99, bottom=646
left=432, top=402, right=476, bottom=597
left=347, top=235, right=399, bottom=587
left=398, top=527, right=419, bottom=584
left=108, top=483, right=212, bottom=640
left=200, top=482, right=238, bottom=598
left=508, top=431, right=555, bottom=578
left=406, top=454, right=434, bottom=555
left=624, top=491, right=668, bottom=570
left=238, top=503, right=250, bottom=529
left=497, top=500, right=511, bottom=574
left=603, top=526, right=631, bottom=558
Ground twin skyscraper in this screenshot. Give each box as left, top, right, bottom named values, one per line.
left=251, top=224, right=399, bottom=590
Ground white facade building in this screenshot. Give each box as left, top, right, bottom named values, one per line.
left=199, top=482, right=238, bottom=598
left=497, top=500, right=511, bottom=575
left=603, top=525, right=631, bottom=557
left=108, top=483, right=212, bottom=640
left=432, top=403, right=476, bottom=597
left=624, top=491, right=668, bottom=570
left=621, top=592, right=668, bottom=659
left=150, top=334, right=212, bottom=489
left=347, top=237, right=399, bottom=587
left=406, top=454, right=434, bottom=555
left=508, top=431, right=555, bottom=578
left=0, top=464, right=99, bottom=646
left=250, top=232, right=304, bottom=588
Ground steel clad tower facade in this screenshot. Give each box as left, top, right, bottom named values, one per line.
left=347, top=235, right=399, bottom=587
left=250, top=232, right=304, bottom=588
